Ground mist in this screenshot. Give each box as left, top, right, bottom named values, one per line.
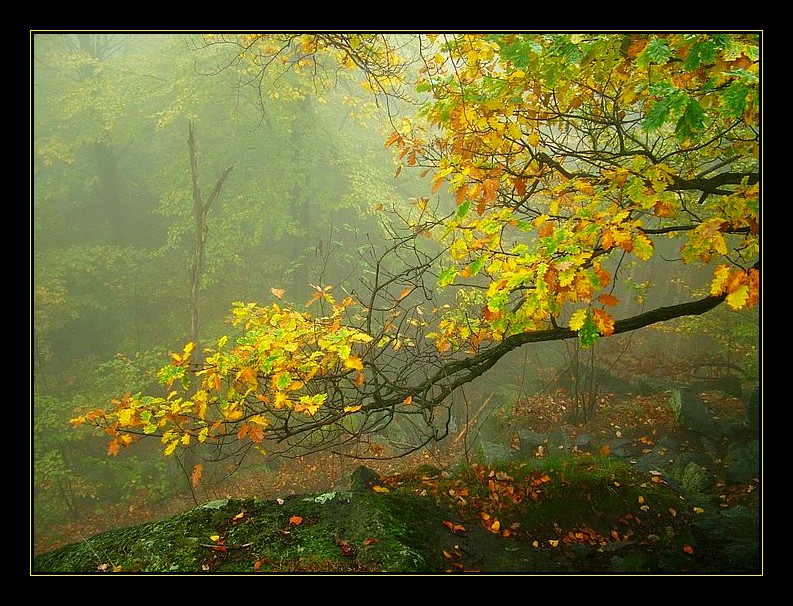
left=32, top=33, right=760, bottom=570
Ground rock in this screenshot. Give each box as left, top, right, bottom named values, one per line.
left=669, top=388, right=717, bottom=435
left=725, top=439, right=760, bottom=484
left=350, top=465, right=381, bottom=491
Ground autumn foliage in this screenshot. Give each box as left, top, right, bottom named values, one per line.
left=72, top=33, right=760, bottom=469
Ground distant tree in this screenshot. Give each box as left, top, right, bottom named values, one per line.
left=73, top=33, right=760, bottom=473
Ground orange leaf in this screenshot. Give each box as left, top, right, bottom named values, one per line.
left=363, top=538, right=378, bottom=546
left=683, top=545, right=694, bottom=555
left=600, top=444, right=610, bottom=457
left=384, top=131, right=400, bottom=148
left=597, top=293, right=620, bottom=307
left=403, top=395, right=413, bottom=405
left=251, top=424, right=267, bottom=443
left=538, top=222, right=554, bottom=238
left=270, top=287, right=285, bottom=299
left=443, top=520, right=466, bottom=533
left=398, top=287, right=414, bottom=300
left=455, top=185, right=468, bottom=205
left=593, top=308, right=615, bottom=336
left=482, top=305, right=501, bottom=322
left=289, top=515, right=303, bottom=526
left=191, top=464, right=203, bottom=488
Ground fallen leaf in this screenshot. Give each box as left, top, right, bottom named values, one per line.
left=683, top=545, right=694, bottom=554
left=289, top=515, right=303, bottom=526
left=363, top=538, right=378, bottom=546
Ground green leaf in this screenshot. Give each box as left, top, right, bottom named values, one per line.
left=456, top=200, right=471, bottom=220
left=438, top=266, right=458, bottom=287
left=642, top=37, right=671, bottom=66
left=276, top=371, right=292, bottom=390
left=578, top=314, right=600, bottom=348
left=469, top=255, right=487, bottom=277
left=415, top=79, right=432, bottom=93
left=683, top=38, right=718, bottom=71
left=721, top=81, right=749, bottom=119
left=675, top=98, right=707, bottom=141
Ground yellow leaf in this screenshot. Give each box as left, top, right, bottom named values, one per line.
left=372, top=485, right=390, bottom=493
left=638, top=495, right=645, bottom=504
left=569, top=309, right=588, bottom=331
left=548, top=539, right=559, bottom=547
left=710, top=264, right=731, bottom=295
left=344, top=355, right=364, bottom=371
left=210, top=535, right=221, bottom=542
left=344, top=404, right=362, bottom=413
left=725, top=284, right=749, bottom=310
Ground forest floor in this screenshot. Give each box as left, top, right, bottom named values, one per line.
left=33, top=386, right=761, bottom=573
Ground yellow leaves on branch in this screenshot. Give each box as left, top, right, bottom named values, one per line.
left=710, top=265, right=759, bottom=310
left=78, top=297, right=377, bottom=458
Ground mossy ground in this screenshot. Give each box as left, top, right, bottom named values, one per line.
left=33, top=453, right=758, bottom=574
left=33, top=390, right=760, bottom=574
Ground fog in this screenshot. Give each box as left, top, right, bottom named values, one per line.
left=32, top=33, right=760, bottom=559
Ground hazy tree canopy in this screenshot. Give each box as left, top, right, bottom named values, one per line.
left=66, top=33, right=759, bottom=476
